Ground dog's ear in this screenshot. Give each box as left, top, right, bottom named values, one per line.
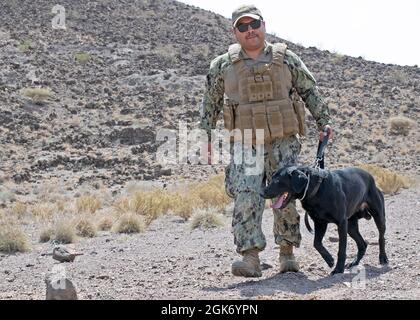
left=291, top=170, right=308, bottom=194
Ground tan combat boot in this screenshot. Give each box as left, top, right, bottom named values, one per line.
left=279, top=244, right=299, bottom=273
left=231, top=249, right=262, bottom=277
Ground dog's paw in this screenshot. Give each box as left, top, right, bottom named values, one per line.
left=379, top=254, right=389, bottom=265
left=345, top=259, right=359, bottom=269
left=330, top=267, right=344, bottom=275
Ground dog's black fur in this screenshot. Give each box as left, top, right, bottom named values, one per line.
left=261, top=166, right=388, bottom=274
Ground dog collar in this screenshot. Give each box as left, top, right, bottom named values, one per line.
left=299, top=174, right=311, bottom=201
left=300, top=171, right=325, bottom=201
left=306, top=175, right=324, bottom=199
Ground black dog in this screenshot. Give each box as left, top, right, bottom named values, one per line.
left=261, top=166, right=388, bottom=275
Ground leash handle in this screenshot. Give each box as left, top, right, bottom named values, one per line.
left=315, top=127, right=331, bottom=169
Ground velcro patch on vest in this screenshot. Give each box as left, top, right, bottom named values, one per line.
left=247, top=75, right=273, bottom=102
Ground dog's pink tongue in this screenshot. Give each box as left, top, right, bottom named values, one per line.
left=271, top=193, right=287, bottom=209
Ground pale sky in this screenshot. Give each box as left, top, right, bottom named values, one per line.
left=180, top=0, right=420, bottom=67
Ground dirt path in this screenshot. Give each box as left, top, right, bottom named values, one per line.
left=1, top=186, right=419, bottom=300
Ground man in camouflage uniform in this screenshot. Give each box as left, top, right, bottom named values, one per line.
left=199, top=5, right=332, bottom=277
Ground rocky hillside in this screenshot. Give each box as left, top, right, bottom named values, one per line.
left=0, top=0, right=419, bottom=201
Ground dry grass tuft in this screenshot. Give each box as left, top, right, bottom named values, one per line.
left=114, top=213, right=146, bottom=234
left=74, top=52, right=91, bottom=63
left=189, top=207, right=225, bottom=230
left=114, top=189, right=172, bottom=224
left=54, top=220, right=77, bottom=244
left=0, top=221, right=30, bottom=253
left=11, top=202, right=27, bottom=218
left=75, top=218, right=97, bottom=238
left=171, top=174, right=231, bottom=220
left=56, top=199, right=69, bottom=213
left=114, top=174, right=231, bottom=222
left=171, top=193, right=203, bottom=220
left=130, top=189, right=172, bottom=223
left=76, top=195, right=101, bottom=214
left=388, top=116, right=415, bottom=135
left=39, top=227, right=54, bottom=243
left=358, top=164, right=412, bottom=194
left=22, top=87, right=53, bottom=103
left=341, top=128, right=353, bottom=138
left=97, top=215, right=115, bottom=231
left=18, top=40, right=33, bottom=52
left=31, top=203, right=56, bottom=221
left=331, top=53, right=345, bottom=64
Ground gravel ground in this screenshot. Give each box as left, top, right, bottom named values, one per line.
left=1, top=185, right=418, bottom=300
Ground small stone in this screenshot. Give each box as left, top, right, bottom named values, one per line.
left=7, top=276, right=15, bottom=283
left=329, top=236, right=339, bottom=243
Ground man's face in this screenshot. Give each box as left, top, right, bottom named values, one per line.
left=233, top=16, right=266, bottom=52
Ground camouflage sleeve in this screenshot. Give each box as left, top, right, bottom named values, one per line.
left=285, top=49, right=332, bottom=130
left=199, top=54, right=227, bottom=137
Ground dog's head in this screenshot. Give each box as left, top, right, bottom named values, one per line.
left=261, top=166, right=309, bottom=209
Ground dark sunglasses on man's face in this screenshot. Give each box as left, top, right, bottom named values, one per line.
left=236, top=19, right=262, bottom=33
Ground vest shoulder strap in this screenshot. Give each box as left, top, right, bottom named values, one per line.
left=228, top=44, right=242, bottom=64
left=272, top=43, right=288, bottom=66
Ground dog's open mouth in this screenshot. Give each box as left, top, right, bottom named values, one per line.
left=271, top=192, right=291, bottom=210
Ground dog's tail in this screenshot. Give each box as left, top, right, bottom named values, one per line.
left=304, top=211, right=314, bottom=234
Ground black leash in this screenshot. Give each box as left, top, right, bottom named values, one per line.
left=304, top=127, right=331, bottom=234
left=315, top=127, right=331, bottom=170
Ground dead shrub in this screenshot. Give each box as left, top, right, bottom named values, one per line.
left=31, top=203, right=55, bottom=221
left=39, top=227, right=54, bottom=243
left=12, top=202, right=27, bottom=218
left=171, top=193, right=203, bottom=220
left=74, top=52, right=91, bottom=63
left=98, top=215, right=115, bottom=231
left=171, top=174, right=231, bottom=220
left=76, top=195, right=101, bottom=214
left=22, top=87, right=52, bottom=104
left=189, top=207, right=224, bottom=230
left=131, top=189, right=172, bottom=223
left=114, top=213, right=145, bottom=234
left=113, top=174, right=231, bottom=222
left=75, top=218, right=97, bottom=238
left=54, top=220, right=76, bottom=244
left=388, top=116, right=415, bottom=135
left=0, top=222, right=30, bottom=253
left=358, top=164, right=412, bottom=194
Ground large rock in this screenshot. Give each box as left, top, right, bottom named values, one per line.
left=45, top=271, right=78, bottom=300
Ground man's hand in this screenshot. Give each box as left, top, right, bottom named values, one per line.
left=319, top=125, right=333, bottom=142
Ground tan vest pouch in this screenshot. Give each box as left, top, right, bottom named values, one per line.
left=223, top=104, right=235, bottom=132
left=277, top=99, right=299, bottom=136
left=293, top=100, right=306, bottom=136
left=265, top=101, right=284, bottom=139
left=235, top=104, right=253, bottom=133
left=251, top=103, right=270, bottom=142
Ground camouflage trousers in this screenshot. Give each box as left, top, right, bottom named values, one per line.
left=225, top=136, right=302, bottom=254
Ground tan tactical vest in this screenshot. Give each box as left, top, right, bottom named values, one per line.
left=223, top=43, right=306, bottom=144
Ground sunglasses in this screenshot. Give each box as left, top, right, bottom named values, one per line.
left=236, top=19, right=262, bottom=33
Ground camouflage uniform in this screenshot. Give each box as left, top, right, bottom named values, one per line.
left=200, top=42, right=331, bottom=254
